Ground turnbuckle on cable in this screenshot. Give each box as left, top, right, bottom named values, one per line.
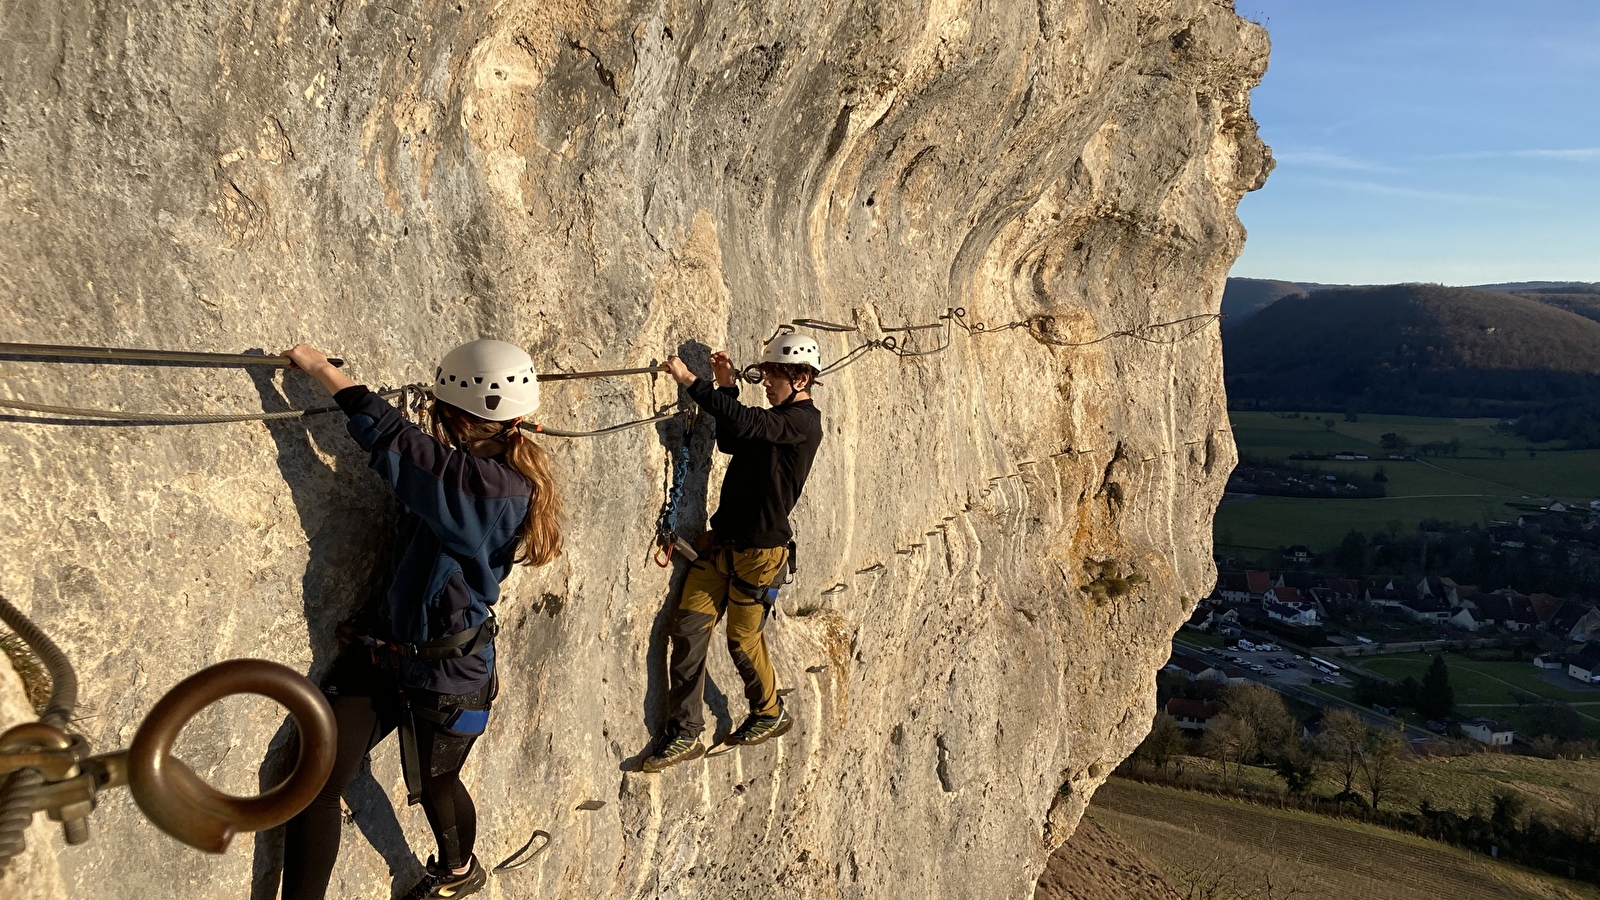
left=0, top=659, right=335, bottom=861
left=0, top=597, right=336, bottom=871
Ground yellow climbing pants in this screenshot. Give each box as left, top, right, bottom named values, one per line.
left=665, top=537, right=788, bottom=737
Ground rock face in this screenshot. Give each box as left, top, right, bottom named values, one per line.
left=0, top=0, right=1267, bottom=897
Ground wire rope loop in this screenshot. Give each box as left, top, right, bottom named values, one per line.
left=493, top=829, right=552, bottom=873
left=125, top=659, right=336, bottom=853
left=880, top=336, right=898, bottom=351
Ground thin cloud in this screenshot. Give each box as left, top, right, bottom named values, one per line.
left=1301, top=177, right=1537, bottom=208
left=1430, top=147, right=1600, bottom=162
left=1275, top=149, right=1399, bottom=173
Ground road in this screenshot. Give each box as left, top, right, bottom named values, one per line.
left=1171, top=641, right=1432, bottom=740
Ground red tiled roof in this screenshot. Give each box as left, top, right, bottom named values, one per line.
left=1165, top=699, right=1222, bottom=720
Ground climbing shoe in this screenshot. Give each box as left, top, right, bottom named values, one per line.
left=401, top=854, right=486, bottom=900
left=729, top=704, right=794, bottom=746
left=642, top=732, right=707, bottom=773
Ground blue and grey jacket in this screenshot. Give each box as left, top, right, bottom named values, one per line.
left=335, top=385, right=532, bottom=692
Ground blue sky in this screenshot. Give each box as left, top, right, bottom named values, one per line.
left=1229, top=1, right=1600, bottom=285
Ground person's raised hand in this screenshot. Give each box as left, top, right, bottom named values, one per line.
left=279, top=342, right=356, bottom=395
left=279, top=343, right=332, bottom=374
left=661, top=356, right=697, bottom=386
left=710, top=351, right=736, bottom=388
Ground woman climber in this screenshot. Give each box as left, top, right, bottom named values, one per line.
left=275, top=340, right=561, bottom=900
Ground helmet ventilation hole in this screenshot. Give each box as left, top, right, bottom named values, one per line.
left=474, top=377, right=483, bottom=384
left=485, top=396, right=502, bottom=410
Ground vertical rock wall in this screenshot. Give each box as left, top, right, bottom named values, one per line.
left=0, top=0, right=1268, bottom=897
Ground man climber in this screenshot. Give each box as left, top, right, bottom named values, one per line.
left=644, top=334, right=825, bottom=772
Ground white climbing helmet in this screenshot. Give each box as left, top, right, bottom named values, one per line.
left=434, top=340, right=540, bottom=421
left=760, top=333, right=823, bottom=375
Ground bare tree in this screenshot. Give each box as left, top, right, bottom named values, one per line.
left=1357, top=727, right=1408, bottom=810
left=1171, top=852, right=1310, bottom=900
left=1573, top=793, right=1600, bottom=846
left=1313, top=708, right=1368, bottom=797
left=1202, top=713, right=1257, bottom=786
left=1134, top=712, right=1188, bottom=777
left=1222, top=682, right=1297, bottom=763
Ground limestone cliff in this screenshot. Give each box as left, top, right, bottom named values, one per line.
left=0, top=0, right=1268, bottom=897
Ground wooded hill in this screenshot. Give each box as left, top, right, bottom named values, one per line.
left=1222, top=284, right=1600, bottom=418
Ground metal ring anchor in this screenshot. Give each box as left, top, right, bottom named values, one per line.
left=125, top=659, right=336, bottom=853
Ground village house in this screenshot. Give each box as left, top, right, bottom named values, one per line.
left=1266, top=601, right=1319, bottom=627
left=1447, top=606, right=1481, bottom=632
left=1528, top=593, right=1566, bottom=627
left=1366, top=580, right=1418, bottom=611
left=1245, top=570, right=1273, bottom=602
left=1285, top=544, right=1313, bottom=567
left=1399, top=597, right=1453, bottom=626
left=1212, top=607, right=1241, bottom=635
left=1182, top=607, right=1214, bottom=632
left=1475, top=592, right=1539, bottom=632
left=1214, top=572, right=1251, bottom=605
left=1460, top=719, right=1516, bottom=747
left=1547, top=600, right=1600, bottom=643
left=1264, top=585, right=1304, bottom=607
left=1165, top=698, right=1223, bottom=732
left=1488, top=524, right=1525, bottom=549
left=1570, top=644, right=1600, bottom=684
left=1276, top=571, right=1320, bottom=591
left=1165, top=654, right=1223, bottom=683
left=1532, top=653, right=1563, bottom=670
left=1418, top=576, right=1460, bottom=607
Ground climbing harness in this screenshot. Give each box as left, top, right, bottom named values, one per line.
left=0, top=596, right=336, bottom=871
left=653, top=408, right=701, bottom=566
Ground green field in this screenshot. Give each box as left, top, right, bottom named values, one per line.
left=1091, top=779, right=1600, bottom=900
left=1358, top=652, right=1600, bottom=738
left=1217, top=412, right=1600, bottom=554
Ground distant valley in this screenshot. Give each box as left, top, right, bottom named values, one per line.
left=1221, top=280, right=1600, bottom=445
left=1221, top=277, right=1600, bottom=329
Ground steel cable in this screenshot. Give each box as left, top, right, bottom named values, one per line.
left=0, top=597, right=78, bottom=730
left=0, top=769, right=43, bottom=871
left=0, top=596, right=80, bottom=873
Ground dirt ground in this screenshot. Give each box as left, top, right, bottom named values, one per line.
left=1034, top=816, right=1182, bottom=900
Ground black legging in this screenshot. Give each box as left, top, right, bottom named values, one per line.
left=281, top=680, right=490, bottom=900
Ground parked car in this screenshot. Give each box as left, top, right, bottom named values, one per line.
left=1293, top=654, right=1304, bottom=660
left=1322, top=676, right=1337, bottom=684
left=1426, top=720, right=1447, bottom=734
left=1355, top=636, right=1375, bottom=645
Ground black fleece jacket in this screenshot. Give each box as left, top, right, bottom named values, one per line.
left=685, top=378, right=823, bottom=549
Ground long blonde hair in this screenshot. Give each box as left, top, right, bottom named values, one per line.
left=429, top=400, right=563, bottom=567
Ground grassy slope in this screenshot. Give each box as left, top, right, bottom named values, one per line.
left=1216, top=412, right=1600, bottom=553
left=1092, top=779, right=1600, bottom=900
left=1144, top=751, right=1600, bottom=829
